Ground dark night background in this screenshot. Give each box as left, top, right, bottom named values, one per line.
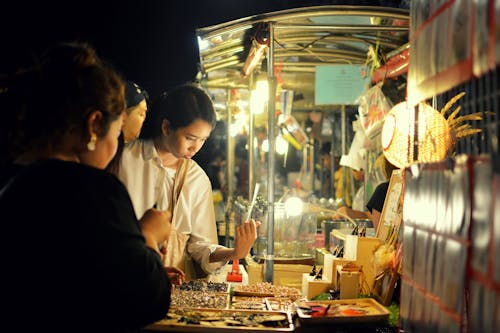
left=2, top=0, right=409, bottom=97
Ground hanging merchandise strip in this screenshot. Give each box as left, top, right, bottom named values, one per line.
left=401, top=154, right=500, bottom=332
left=400, top=156, right=472, bottom=332
left=467, top=156, right=500, bottom=332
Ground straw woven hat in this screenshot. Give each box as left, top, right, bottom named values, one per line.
left=381, top=101, right=453, bottom=169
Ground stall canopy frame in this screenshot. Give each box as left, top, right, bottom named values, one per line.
left=195, top=5, right=410, bottom=282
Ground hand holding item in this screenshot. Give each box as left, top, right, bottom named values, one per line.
left=140, top=208, right=172, bottom=255
left=233, top=219, right=260, bottom=259
left=333, top=205, right=369, bottom=220
left=165, top=266, right=185, bottom=285
left=332, top=206, right=349, bottom=219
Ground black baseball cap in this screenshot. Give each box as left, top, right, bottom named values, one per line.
left=125, top=81, right=148, bottom=108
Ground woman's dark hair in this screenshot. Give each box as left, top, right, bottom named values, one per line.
left=3, top=41, right=125, bottom=161
left=140, top=83, right=216, bottom=140
left=106, top=132, right=125, bottom=175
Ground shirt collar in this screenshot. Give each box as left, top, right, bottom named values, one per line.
left=141, top=139, right=158, bottom=161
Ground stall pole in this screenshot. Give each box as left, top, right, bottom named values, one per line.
left=264, top=22, right=276, bottom=283
left=225, top=91, right=235, bottom=247
left=248, top=74, right=255, bottom=200
left=341, top=105, right=348, bottom=203
left=329, top=127, right=335, bottom=199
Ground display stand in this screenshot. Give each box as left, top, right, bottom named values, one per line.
left=375, top=169, right=403, bottom=243
left=370, top=169, right=404, bottom=306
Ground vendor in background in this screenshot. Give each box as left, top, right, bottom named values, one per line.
left=0, top=41, right=175, bottom=332
left=206, top=147, right=226, bottom=224
left=334, top=153, right=396, bottom=231
left=106, top=80, right=148, bottom=174
left=122, top=80, right=149, bottom=143
left=332, top=124, right=369, bottom=218
left=366, top=154, right=398, bottom=230
left=117, top=83, right=259, bottom=281
left=318, top=141, right=334, bottom=198
left=334, top=161, right=368, bottom=220
left=234, top=137, right=249, bottom=197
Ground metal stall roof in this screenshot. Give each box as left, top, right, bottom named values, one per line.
left=195, top=5, right=410, bottom=118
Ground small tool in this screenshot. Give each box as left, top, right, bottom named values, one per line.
left=226, top=259, right=243, bottom=282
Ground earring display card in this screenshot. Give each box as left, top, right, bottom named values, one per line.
left=469, top=280, right=496, bottom=332
left=467, top=156, right=500, bottom=332
left=413, top=229, right=428, bottom=288
left=448, top=159, right=470, bottom=238
left=425, top=233, right=438, bottom=294
left=432, top=235, right=446, bottom=302
left=471, top=159, right=492, bottom=274
left=442, top=238, right=466, bottom=314
left=402, top=225, right=415, bottom=278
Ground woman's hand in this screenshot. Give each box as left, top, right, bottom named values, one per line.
left=140, top=208, right=172, bottom=255
left=165, top=266, right=185, bottom=285
left=232, top=219, right=260, bottom=259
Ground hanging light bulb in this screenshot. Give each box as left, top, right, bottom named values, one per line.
left=250, top=78, right=268, bottom=115
left=275, top=135, right=288, bottom=155
left=284, top=196, right=303, bottom=217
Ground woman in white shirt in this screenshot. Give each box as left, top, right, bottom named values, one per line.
left=118, top=83, right=258, bottom=280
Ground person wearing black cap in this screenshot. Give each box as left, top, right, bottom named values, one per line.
left=123, top=80, right=149, bottom=143
left=106, top=81, right=148, bottom=174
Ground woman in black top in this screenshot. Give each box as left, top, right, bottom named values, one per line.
left=0, top=42, right=174, bottom=333
left=366, top=155, right=398, bottom=230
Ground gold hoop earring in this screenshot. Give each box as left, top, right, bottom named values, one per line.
left=87, top=134, right=97, bottom=151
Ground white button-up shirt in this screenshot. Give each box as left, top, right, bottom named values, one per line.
left=118, top=139, right=224, bottom=275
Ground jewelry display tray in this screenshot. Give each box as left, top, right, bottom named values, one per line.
left=296, top=298, right=390, bottom=325
left=145, top=307, right=295, bottom=332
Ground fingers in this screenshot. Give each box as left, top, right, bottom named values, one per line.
left=140, top=209, right=173, bottom=253
left=233, top=219, right=260, bottom=259
left=159, top=241, right=167, bottom=255
left=165, top=266, right=185, bottom=278
left=165, top=266, right=185, bottom=285
left=242, top=219, right=260, bottom=231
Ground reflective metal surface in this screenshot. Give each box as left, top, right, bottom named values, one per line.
left=195, top=5, right=410, bottom=114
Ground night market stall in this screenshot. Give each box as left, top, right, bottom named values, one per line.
left=144, top=2, right=500, bottom=333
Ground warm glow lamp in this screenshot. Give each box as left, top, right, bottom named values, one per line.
left=250, top=79, right=268, bottom=115
left=284, top=196, right=303, bottom=217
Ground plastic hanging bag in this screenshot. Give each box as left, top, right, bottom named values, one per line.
left=356, top=83, right=393, bottom=139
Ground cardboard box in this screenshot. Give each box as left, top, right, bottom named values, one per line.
left=336, top=265, right=360, bottom=299
left=325, top=236, right=383, bottom=294
left=323, top=254, right=355, bottom=286
left=301, top=273, right=334, bottom=300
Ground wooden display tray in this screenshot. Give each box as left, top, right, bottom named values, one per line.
left=170, top=290, right=230, bottom=309
left=233, top=290, right=275, bottom=297
left=296, top=298, right=390, bottom=324
left=232, top=284, right=302, bottom=300
left=146, top=307, right=294, bottom=332
left=265, top=297, right=296, bottom=312
left=231, top=296, right=268, bottom=310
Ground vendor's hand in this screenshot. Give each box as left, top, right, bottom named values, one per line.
left=233, top=219, right=260, bottom=259
left=333, top=206, right=349, bottom=219
left=333, top=206, right=369, bottom=220
left=165, top=266, right=185, bottom=285
left=140, top=209, right=172, bottom=253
